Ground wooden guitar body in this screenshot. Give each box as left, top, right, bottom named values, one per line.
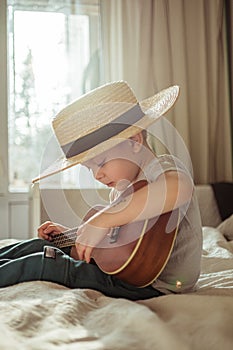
left=51, top=180, right=179, bottom=287
left=92, top=209, right=179, bottom=287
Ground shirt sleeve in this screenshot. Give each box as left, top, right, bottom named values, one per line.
left=145, top=154, right=193, bottom=184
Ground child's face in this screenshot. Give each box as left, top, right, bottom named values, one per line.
left=82, top=140, right=142, bottom=191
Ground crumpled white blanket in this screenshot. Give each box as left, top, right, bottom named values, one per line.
left=0, top=225, right=232, bottom=350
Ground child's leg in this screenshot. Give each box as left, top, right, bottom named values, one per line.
left=0, top=245, right=163, bottom=300
left=0, top=238, right=70, bottom=259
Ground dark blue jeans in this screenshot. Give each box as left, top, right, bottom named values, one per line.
left=0, top=238, right=163, bottom=300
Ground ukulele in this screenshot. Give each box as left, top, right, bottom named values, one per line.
left=50, top=180, right=180, bottom=287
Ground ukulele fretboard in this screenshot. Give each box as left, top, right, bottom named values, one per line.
left=50, top=227, right=78, bottom=248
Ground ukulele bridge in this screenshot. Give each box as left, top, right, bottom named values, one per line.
left=108, top=226, right=120, bottom=243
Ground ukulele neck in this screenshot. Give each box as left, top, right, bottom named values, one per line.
left=51, top=227, right=78, bottom=248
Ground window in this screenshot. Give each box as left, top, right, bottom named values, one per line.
left=7, top=0, right=102, bottom=191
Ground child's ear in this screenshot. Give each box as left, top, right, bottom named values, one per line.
left=129, top=132, right=144, bottom=153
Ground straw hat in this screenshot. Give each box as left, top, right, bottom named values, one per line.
left=33, top=81, right=179, bottom=183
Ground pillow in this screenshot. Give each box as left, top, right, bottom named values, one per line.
left=195, top=185, right=222, bottom=227
left=217, top=214, right=233, bottom=241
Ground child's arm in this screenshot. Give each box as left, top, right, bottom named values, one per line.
left=75, top=170, right=193, bottom=262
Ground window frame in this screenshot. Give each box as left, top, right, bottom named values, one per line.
left=5, top=0, right=102, bottom=193
left=0, top=0, right=9, bottom=196
left=0, top=0, right=104, bottom=239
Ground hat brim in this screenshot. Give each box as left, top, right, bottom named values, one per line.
left=32, top=85, right=179, bottom=183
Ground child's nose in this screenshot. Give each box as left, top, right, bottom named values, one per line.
left=92, top=165, right=102, bottom=180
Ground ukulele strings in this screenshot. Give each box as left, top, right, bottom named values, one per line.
left=51, top=227, right=78, bottom=248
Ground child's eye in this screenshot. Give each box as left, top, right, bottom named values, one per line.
left=97, top=159, right=106, bottom=168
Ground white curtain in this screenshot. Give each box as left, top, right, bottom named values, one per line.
left=100, top=0, right=232, bottom=184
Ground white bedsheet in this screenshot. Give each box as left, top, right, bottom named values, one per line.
left=0, top=226, right=232, bottom=350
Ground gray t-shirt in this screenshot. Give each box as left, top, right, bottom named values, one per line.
left=110, top=154, right=203, bottom=294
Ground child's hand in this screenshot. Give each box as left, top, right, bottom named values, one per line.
left=37, top=221, right=69, bottom=241
left=75, top=222, right=110, bottom=263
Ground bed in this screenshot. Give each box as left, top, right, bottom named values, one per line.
left=0, top=184, right=233, bottom=350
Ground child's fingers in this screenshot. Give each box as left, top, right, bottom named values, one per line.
left=84, top=246, right=92, bottom=263
left=38, top=221, right=53, bottom=231
left=75, top=241, right=92, bottom=263
left=38, top=229, right=52, bottom=240
left=44, top=224, right=61, bottom=234
left=37, top=221, right=61, bottom=240
left=37, top=221, right=53, bottom=238
left=75, top=242, right=85, bottom=261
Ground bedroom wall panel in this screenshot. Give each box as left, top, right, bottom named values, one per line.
left=9, top=202, right=29, bottom=239
left=0, top=193, right=30, bottom=239
left=0, top=197, right=9, bottom=238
